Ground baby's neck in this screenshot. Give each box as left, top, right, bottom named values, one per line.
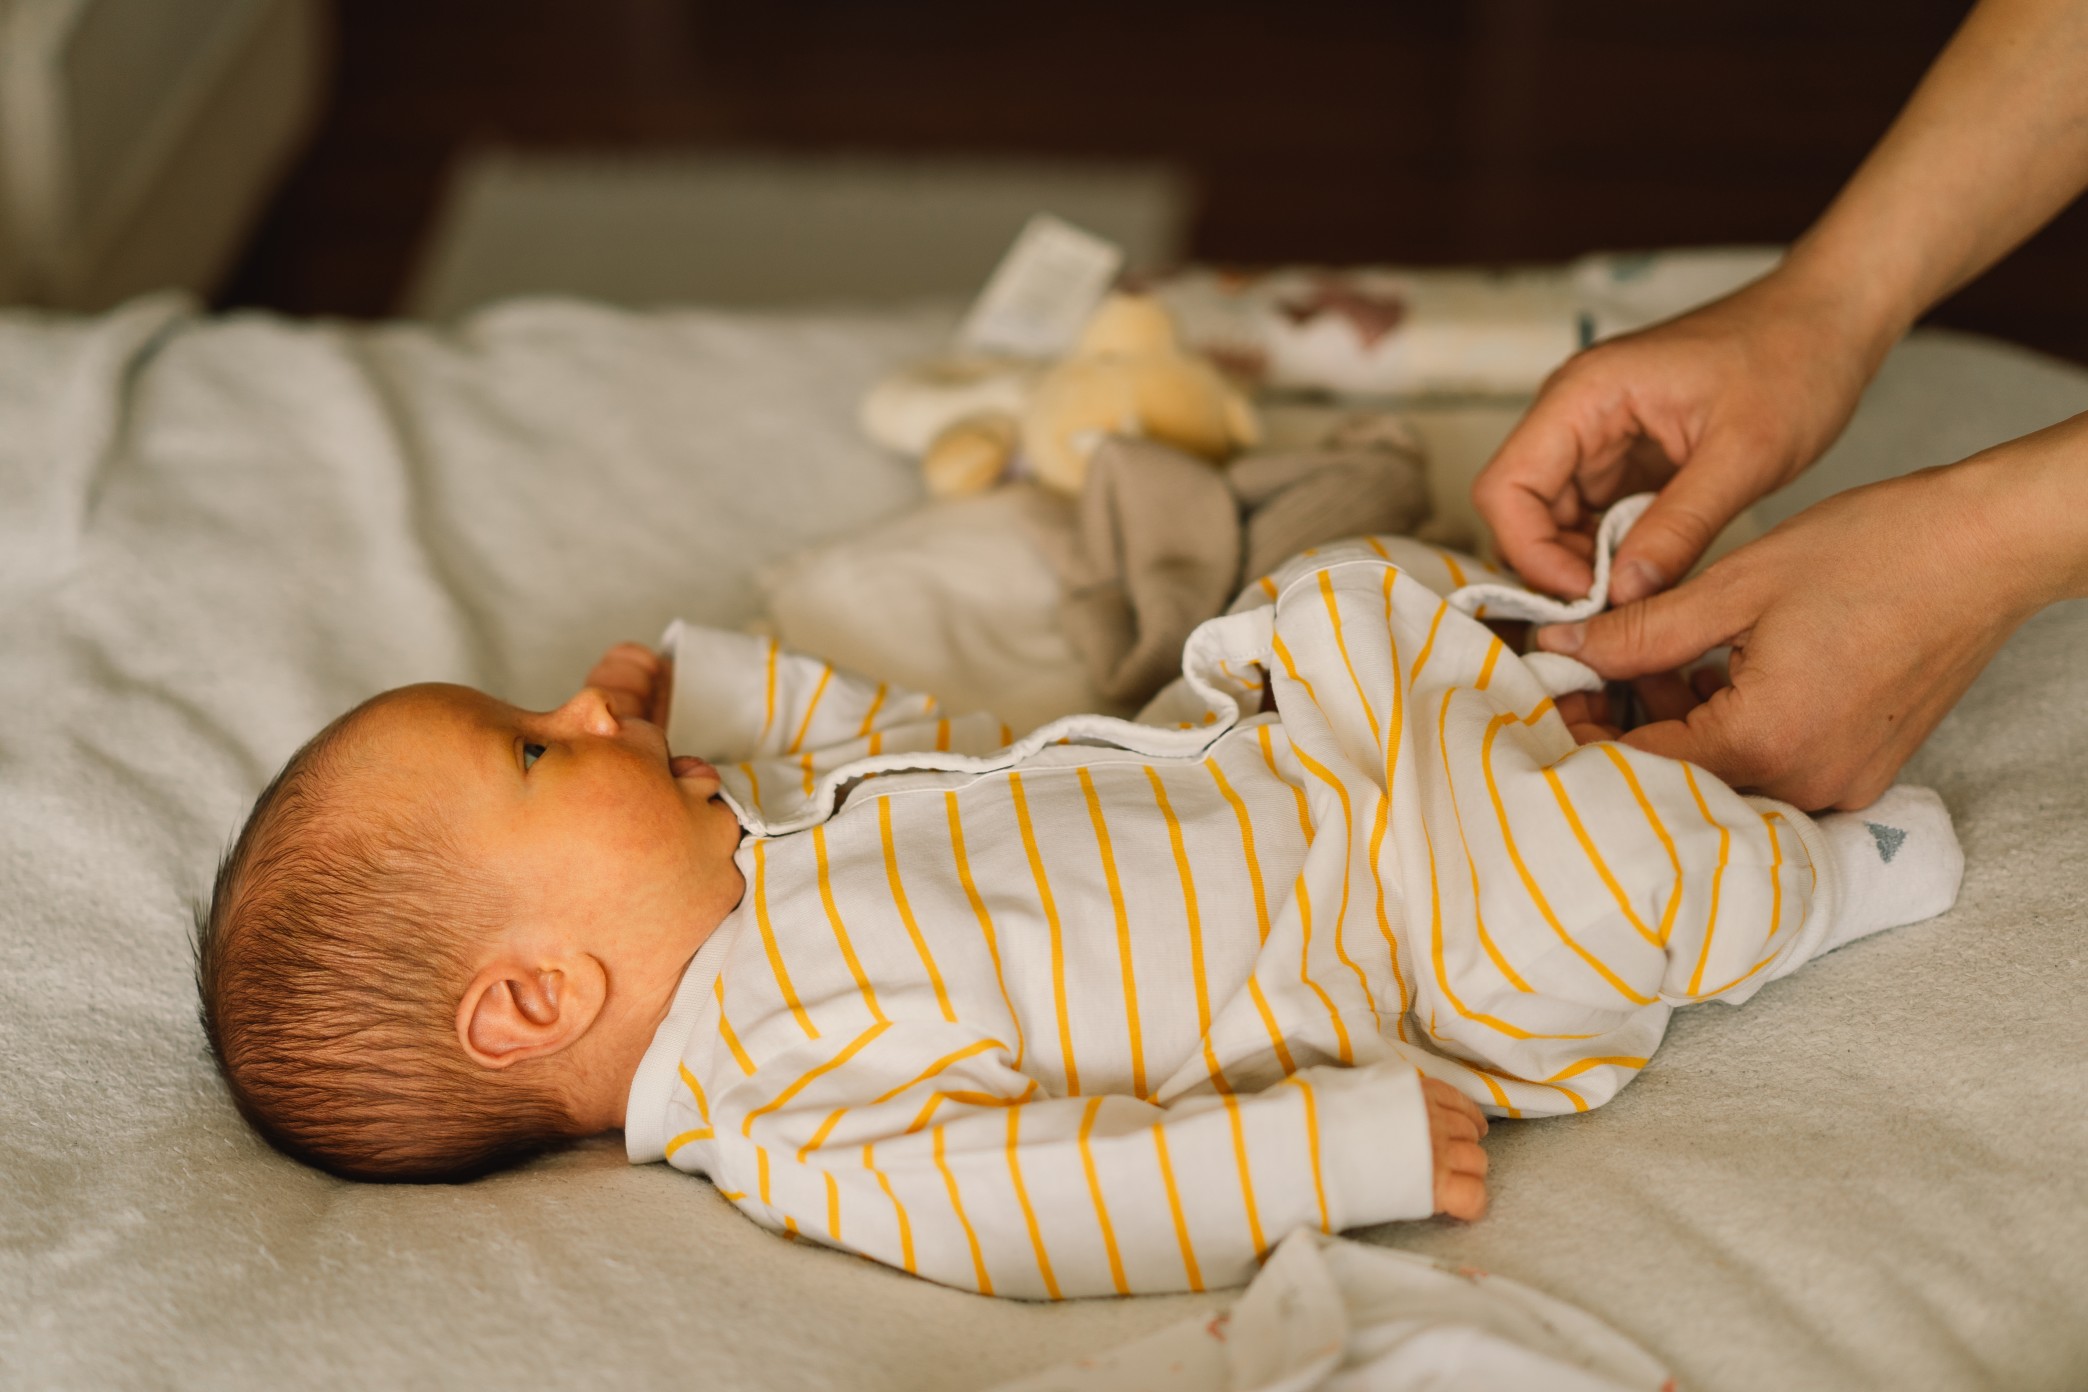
left=528, top=913, right=723, bottom=1137
left=559, top=973, right=685, bottom=1137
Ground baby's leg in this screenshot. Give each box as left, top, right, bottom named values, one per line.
left=1266, top=556, right=1961, bottom=1118
left=1786, top=784, right=1963, bottom=962
left=1526, top=741, right=1962, bottom=1011
left=1398, top=699, right=1962, bottom=1116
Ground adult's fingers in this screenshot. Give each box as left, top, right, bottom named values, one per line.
left=1617, top=683, right=1782, bottom=796
left=1606, top=436, right=1773, bottom=604
left=1620, top=717, right=1748, bottom=786
left=1473, top=391, right=1611, bottom=598
left=1536, top=571, right=1753, bottom=681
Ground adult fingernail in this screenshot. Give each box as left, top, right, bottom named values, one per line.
left=1536, top=622, right=1584, bottom=654
left=1610, top=558, right=1663, bottom=605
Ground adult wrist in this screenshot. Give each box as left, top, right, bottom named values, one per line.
left=1946, top=411, right=2088, bottom=613
left=1752, top=245, right=1912, bottom=381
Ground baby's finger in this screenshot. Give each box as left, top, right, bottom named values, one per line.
left=648, top=654, right=675, bottom=728
left=589, top=641, right=655, bottom=674
left=588, top=645, right=664, bottom=713
left=1554, top=690, right=1605, bottom=728
left=1427, top=1094, right=1489, bottom=1144
left=1632, top=670, right=1703, bottom=725
left=596, top=686, right=649, bottom=720
left=1689, top=661, right=1730, bottom=702
left=587, top=662, right=654, bottom=703
left=1421, top=1077, right=1489, bottom=1135
left=1430, top=1105, right=1484, bottom=1146
left=1433, top=1168, right=1489, bottom=1222
left=1442, top=1139, right=1490, bottom=1179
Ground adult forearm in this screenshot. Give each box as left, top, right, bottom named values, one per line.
left=1957, top=408, right=2088, bottom=612
left=1778, top=0, right=2088, bottom=364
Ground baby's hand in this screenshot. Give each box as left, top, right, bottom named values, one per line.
left=584, top=642, right=672, bottom=726
left=1556, top=689, right=1624, bottom=746
left=1424, top=1076, right=1489, bottom=1220
left=1555, top=665, right=1729, bottom=747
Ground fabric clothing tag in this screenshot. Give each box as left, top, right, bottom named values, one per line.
left=956, top=213, right=1124, bottom=358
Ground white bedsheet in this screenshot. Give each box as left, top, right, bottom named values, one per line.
left=2, top=293, right=2085, bottom=1391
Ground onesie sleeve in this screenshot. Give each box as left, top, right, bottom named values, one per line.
left=702, top=1023, right=1435, bottom=1299
left=662, top=621, right=1011, bottom=762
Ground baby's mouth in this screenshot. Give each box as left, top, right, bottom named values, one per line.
left=670, top=755, right=715, bottom=781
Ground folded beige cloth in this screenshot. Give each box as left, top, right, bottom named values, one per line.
left=1038, top=417, right=1432, bottom=706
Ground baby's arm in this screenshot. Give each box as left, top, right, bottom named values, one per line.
left=706, top=1036, right=1483, bottom=1299
left=656, top=622, right=1015, bottom=765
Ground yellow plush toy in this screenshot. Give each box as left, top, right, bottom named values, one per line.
left=864, top=294, right=1261, bottom=498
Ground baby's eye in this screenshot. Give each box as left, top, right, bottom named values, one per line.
left=522, top=742, right=546, bottom=771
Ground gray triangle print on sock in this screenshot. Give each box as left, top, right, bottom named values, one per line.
left=1866, top=822, right=1907, bottom=863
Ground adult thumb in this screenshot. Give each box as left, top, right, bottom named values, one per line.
left=1607, top=447, right=1765, bottom=605
left=1534, top=574, right=1746, bottom=680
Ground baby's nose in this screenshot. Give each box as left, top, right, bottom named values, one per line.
left=551, top=686, right=621, bottom=738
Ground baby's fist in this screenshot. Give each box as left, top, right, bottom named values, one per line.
left=585, top=642, right=671, bottom=725
left=1423, top=1077, right=1489, bottom=1221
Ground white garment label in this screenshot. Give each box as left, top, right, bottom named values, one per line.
left=956, top=213, right=1124, bottom=358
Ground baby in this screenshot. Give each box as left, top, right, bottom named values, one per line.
left=197, top=531, right=1963, bottom=1299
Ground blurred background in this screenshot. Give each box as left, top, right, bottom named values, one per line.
left=3, top=0, right=2083, bottom=363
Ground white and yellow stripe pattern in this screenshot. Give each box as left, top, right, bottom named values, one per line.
left=631, top=537, right=1838, bottom=1298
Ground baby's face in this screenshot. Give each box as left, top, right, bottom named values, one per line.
left=340, top=683, right=745, bottom=973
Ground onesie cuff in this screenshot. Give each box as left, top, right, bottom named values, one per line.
left=1312, top=1063, right=1437, bottom=1229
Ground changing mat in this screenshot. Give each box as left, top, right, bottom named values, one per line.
left=2, top=293, right=2085, bottom=1392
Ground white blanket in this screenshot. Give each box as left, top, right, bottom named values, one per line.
left=2, top=293, right=2085, bottom=1391
left=993, top=1230, right=1670, bottom=1392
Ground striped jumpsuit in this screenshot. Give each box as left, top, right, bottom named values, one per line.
left=624, top=537, right=1839, bottom=1298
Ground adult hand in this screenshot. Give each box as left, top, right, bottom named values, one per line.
left=1532, top=445, right=2064, bottom=810
left=1474, top=271, right=1887, bottom=604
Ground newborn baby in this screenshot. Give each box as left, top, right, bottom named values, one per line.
left=197, top=533, right=1962, bottom=1298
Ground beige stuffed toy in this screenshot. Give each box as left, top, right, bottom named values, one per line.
left=861, top=294, right=1261, bottom=498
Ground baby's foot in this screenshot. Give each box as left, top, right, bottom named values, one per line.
left=1814, top=785, right=1964, bottom=953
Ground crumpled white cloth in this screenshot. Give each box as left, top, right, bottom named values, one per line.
left=1440, top=491, right=1657, bottom=701
left=1444, top=491, right=1655, bottom=627
left=989, top=1230, right=1671, bottom=1392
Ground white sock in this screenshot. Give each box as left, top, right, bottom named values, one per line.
left=1814, top=785, right=1964, bottom=953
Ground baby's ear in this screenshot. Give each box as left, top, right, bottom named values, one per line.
left=457, top=952, right=605, bottom=1068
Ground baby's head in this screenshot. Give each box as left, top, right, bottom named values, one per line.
left=196, top=682, right=744, bottom=1182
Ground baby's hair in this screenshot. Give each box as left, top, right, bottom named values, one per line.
left=195, top=700, right=571, bottom=1182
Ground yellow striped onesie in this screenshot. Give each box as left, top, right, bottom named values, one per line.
left=625, top=535, right=1957, bottom=1299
